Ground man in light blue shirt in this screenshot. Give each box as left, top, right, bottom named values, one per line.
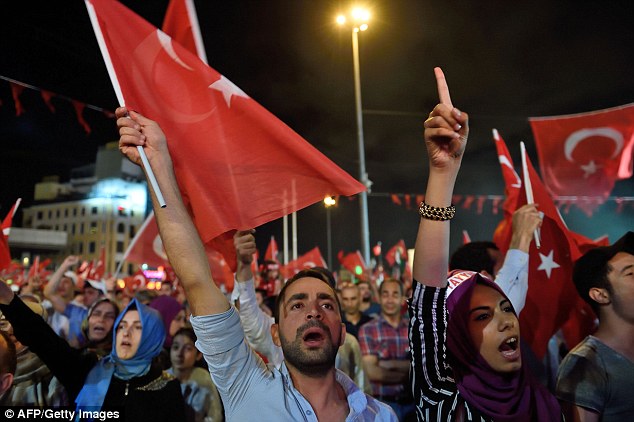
left=116, top=107, right=396, bottom=422
left=449, top=203, right=542, bottom=314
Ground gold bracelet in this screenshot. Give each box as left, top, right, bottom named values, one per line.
left=418, top=202, right=456, bottom=221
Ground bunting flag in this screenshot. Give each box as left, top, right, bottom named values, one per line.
left=10, top=83, right=25, bottom=116
left=72, top=100, right=92, bottom=134
left=530, top=103, right=634, bottom=216
left=280, top=247, right=327, bottom=280
left=1, top=76, right=114, bottom=125
left=41, top=90, right=56, bottom=113
left=1, top=198, right=22, bottom=271
left=498, top=147, right=587, bottom=359
left=86, top=0, right=364, bottom=272
left=264, top=236, right=279, bottom=262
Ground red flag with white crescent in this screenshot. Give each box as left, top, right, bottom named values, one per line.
left=530, top=103, right=634, bottom=216
left=281, top=247, right=327, bottom=280
left=86, top=0, right=364, bottom=272
left=499, top=150, right=593, bottom=358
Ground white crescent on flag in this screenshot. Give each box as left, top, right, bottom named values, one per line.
left=564, top=127, right=624, bottom=162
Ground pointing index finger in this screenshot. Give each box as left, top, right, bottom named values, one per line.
left=434, top=67, right=453, bottom=107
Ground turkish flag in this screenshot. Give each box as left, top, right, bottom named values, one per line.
left=492, top=130, right=521, bottom=253
left=27, top=256, right=40, bottom=280
left=280, top=247, right=327, bottom=279
left=162, top=0, right=207, bottom=64
left=558, top=233, right=609, bottom=350
left=384, top=240, right=406, bottom=267
left=504, top=152, right=587, bottom=359
left=123, top=269, right=149, bottom=293
left=88, top=246, right=106, bottom=280
left=264, top=236, right=279, bottom=262
left=206, top=248, right=235, bottom=292
left=87, top=0, right=364, bottom=272
left=337, top=250, right=367, bottom=275
left=530, top=103, right=634, bottom=216
left=124, top=211, right=169, bottom=269
left=123, top=212, right=237, bottom=290
left=0, top=198, right=21, bottom=271
left=493, top=129, right=522, bottom=218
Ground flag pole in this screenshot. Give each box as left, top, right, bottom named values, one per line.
left=184, top=0, right=208, bottom=65
left=520, top=142, right=541, bottom=249
left=85, top=0, right=166, bottom=208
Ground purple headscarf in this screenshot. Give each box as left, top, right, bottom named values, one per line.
left=149, top=295, right=183, bottom=348
left=445, top=272, right=560, bottom=422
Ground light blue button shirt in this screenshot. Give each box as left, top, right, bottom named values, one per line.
left=495, top=249, right=529, bottom=314
left=190, top=307, right=397, bottom=421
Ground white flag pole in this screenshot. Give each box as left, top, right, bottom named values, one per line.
left=85, top=0, right=166, bottom=208
left=184, top=0, right=208, bottom=64
left=520, top=142, right=541, bottom=249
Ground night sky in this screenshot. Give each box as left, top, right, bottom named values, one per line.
left=1, top=0, right=633, bottom=263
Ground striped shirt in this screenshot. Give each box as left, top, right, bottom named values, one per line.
left=408, top=281, right=490, bottom=422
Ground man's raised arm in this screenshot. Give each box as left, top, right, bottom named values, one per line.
left=116, top=107, right=229, bottom=316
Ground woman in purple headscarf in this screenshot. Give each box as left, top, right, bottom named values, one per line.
left=407, top=68, right=561, bottom=421
left=149, top=295, right=187, bottom=369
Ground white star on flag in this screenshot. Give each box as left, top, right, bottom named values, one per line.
left=209, top=75, right=249, bottom=107
left=580, top=160, right=600, bottom=178
left=537, top=249, right=561, bottom=279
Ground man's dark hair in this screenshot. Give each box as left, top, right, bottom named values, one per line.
left=573, top=232, right=634, bottom=315
left=274, top=268, right=341, bottom=323
left=450, top=241, right=499, bottom=276
left=379, top=278, right=404, bottom=296
left=0, top=330, right=17, bottom=376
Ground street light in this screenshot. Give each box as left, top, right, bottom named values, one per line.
left=323, top=195, right=337, bottom=269
left=336, top=7, right=372, bottom=265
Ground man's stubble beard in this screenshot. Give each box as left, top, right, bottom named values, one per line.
left=280, top=319, right=339, bottom=377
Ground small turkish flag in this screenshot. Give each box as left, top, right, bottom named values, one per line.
left=281, top=247, right=327, bottom=279
left=0, top=198, right=21, bottom=271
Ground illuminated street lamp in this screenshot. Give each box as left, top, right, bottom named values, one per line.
left=336, top=7, right=372, bottom=264
left=324, top=195, right=337, bottom=269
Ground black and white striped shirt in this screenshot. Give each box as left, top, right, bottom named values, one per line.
left=408, top=281, right=490, bottom=422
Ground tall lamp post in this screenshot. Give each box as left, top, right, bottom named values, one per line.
left=337, top=8, right=372, bottom=265
left=323, top=195, right=337, bottom=269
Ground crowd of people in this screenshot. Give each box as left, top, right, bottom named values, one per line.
left=0, top=68, right=632, bottom=421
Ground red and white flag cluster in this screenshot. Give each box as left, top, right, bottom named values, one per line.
left=493, top=132, right=608, bottom=358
